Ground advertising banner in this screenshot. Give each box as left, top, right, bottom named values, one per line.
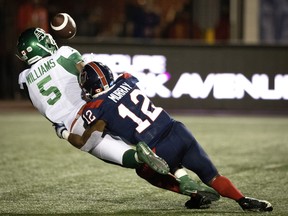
left=69, top=41, right=288, bottom=112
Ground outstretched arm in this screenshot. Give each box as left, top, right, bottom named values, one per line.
left=68, top=119, right=106, bottom=149
left=53, top=119, right=107, bottom=149
left=76, top=61, right=85, bottom=74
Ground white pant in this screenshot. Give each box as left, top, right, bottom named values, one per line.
left=69, top=112, right=132, bottom=166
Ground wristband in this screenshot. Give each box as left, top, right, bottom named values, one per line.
left=62, top=130, right=70, bottom=140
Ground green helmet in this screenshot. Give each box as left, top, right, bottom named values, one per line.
left=16, top=27, right=58, bottom=65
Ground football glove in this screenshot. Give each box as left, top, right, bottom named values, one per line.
left=52, top=122, right=69, bottom=140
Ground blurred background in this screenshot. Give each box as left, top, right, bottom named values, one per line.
left=1, top=0, right=288, bottom=113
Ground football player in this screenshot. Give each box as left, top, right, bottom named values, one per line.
left=16, top=27, right=213, bottom=209
left=16, top=27, right=170, bottom=176
left=61, top=61, right=273, bottom=212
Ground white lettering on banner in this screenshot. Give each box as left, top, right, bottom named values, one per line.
left=82, top=53, right=288, bottom=100
left=172, top=73, right=214, bottom=99
left=172, top=73, right=288, bottom=100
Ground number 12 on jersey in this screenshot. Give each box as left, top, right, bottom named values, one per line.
left=118, top=89, right=163, bottom=133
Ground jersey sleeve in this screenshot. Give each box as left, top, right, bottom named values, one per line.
left=82, top=99, right=104, bottom=126
left=18, top=70, right=29, bottom=89
left=18, top=70, right=32, bottom=101
left=59, top=46, right=83, bottom=65
left=56, top=46, right=83, bottom=76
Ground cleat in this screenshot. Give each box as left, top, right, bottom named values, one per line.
left=136, top=142, right=170, bottom=175
left=185, top=193, right=211, bottom=209
left=238, top=197, right=273, bottom=212
left=179, top=175, right=220, bottom=202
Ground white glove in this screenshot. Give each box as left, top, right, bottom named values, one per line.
left=52, top=122, right=70, bottom=140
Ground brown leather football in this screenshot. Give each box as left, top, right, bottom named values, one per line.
left=50, top=13, right=76, bottom=39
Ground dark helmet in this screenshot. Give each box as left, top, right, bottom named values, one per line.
left=16, top=27, right=58, bottom=65
left=79, top=61, right=114, bottom=98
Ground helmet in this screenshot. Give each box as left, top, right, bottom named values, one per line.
left=79, top=61, right=114, bottom=98
left=16, top=27, right=58, bottom=65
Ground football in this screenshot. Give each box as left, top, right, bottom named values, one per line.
left=50, top=13, right=77, bottom=39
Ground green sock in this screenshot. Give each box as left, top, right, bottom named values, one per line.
left=179, top=175, right=192, bottom=182
left=122, top=149, right=140, bottom=168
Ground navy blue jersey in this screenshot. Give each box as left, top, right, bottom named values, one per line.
left=82, top=73, right=218, bottom=183
left=82, top=73, right=173, bottom=147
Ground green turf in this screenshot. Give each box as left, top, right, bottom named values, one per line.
left=0, top=112, right=287, bottom=215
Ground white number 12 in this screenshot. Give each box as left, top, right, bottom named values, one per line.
left=118, top=89, right=163, bottom=133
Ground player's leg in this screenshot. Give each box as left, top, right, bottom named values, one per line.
left=169, top=122, right=243, bottom=198
left=70, top=117, right=169, bottom=173
left=151, top=121, right=245, bottom=207
left=209, top=174, right=273, bottom=211
left=86, top=133, right=169, bottom=174
left=136, top=135, right=215, bottom=209
left=70, top=117, right=135, bottom=167
left=136, top=141, right=170, bottom=175
left=152, top=121, right=219, bottom=201
left=177, top=122, right=273, bottom=211
left=135, top=164, right=212, bottom=209
left=136, top=163, right=180, bottom=193
left=174, top=168, right=220, bottom=202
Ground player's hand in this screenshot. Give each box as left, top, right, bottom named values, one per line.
left=52, top=122, right=69, bottom=140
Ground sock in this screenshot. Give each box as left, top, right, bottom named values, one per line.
left=174, top=168, right=188, bottom=179
left=211, top=175, right=244, bottom=201
left=134, top=152, right=142, bottom=163
left=122, top=149, right=139, bottom=168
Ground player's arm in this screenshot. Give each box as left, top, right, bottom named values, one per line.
left=62, top=46, right=84, bottom=74
left=53, top=119, right=107, bottom=149
left=18, top=71, right=33, bottom=103
left=76, top=61, right=85, bottom=74
left=21, top=83, right=32, bottom=103
left=68, top=119, right=106, bottom=149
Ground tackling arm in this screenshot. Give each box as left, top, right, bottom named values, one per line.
left=68, top=119, right=106, bottom=149
left=76, top=61, right=85, bottom=74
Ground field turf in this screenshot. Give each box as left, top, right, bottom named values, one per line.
left=0, top=110, right=287, bottom=216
